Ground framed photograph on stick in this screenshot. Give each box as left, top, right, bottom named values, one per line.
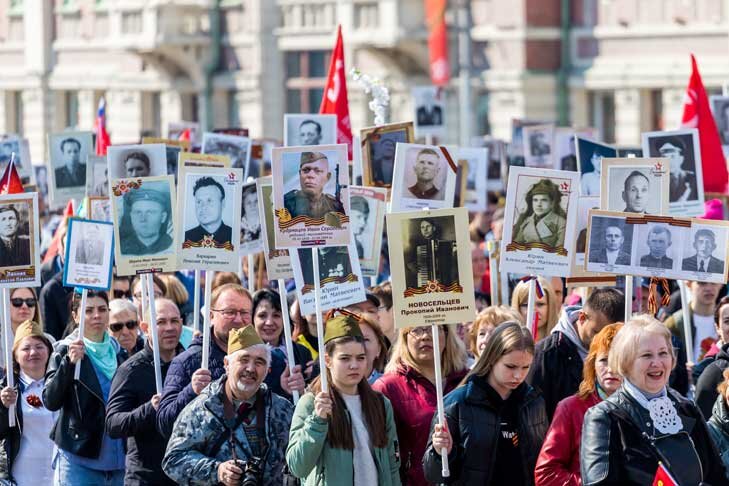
left=239, top=181, right=265, bottom=256
left=459, top=147, right=488, bottom=211
left=360, top=121, right=414, bottom=189
left=576, top=136, right=617, bottom=197
left=284, top=114, right=337, bottom=147
left=522, top=124, right=555, bottom=169
left=256, top=176, right=293, bottom=279
left=48, top=131, right=93, bottom=207
left=500, top=166, right=580, bottom=277
left=412, top=86, right=446, bottom=139
left=0, top=192, right=41, bottom=288
left=86, top=155, right=109, bottom=197
left=349, top=186, right=387, bottom=277
left=107, top=144, right=168, bottom=181
left=62, top=218, right=114, bottom=291
left=386, top=207, right=476, bottom=328
left=389, top=143, right=458, bottom=212
left=201, top=132, right=252, bottom=176
left=601, top=158, right=670, bottom=215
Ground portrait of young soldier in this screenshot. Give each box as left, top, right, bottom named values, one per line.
left=639, top=224, right=674, bottom=269
left=511, top=178, right=567, bottom=249
left=404, top=148, right=446, bottom=200
left=119, top=187, right=173, bottom=256
left=283, top=151, right=344, bottom=219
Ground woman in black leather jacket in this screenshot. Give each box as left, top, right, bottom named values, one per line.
left=423, top=321, right=548, bottom=485
left=42, top=290, right=126, bottom=485
left=580, top=314, right=727, bottom=486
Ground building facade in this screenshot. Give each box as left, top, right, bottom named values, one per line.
left=0, top=0, right=727, bottom=163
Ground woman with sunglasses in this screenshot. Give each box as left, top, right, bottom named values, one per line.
left=0, top=320, right=56, bottom=485
left=43, top=290, right=126, bottom=486
left=108, top=299, right=144, bottom=358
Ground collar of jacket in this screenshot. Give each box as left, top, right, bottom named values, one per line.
left=463, top=373, right=534, bottom=410
left=604, top=388, right=697, bottom=439
left=140, top=342, right=186, bottom=364
left=201, top=374, right=271, bottom=422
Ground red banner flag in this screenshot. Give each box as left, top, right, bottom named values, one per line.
left=652, top=462, right=678, bottom=486
left=95, top=97, right=111, bottom=156
left=319, top=25, right=353, bottom=159
left=0, top=155, right=24, bottom=195
left=425, top=0, right=450, bottom=86
left=681, top=54, right=728, bottom=194
left=178, top=128, right=191, bottom=142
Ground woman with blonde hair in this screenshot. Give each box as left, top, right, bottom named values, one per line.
left=468, top=305, right=523, bottom=359
left=424, top=321, right=547, bottom=485
left=581, top=315, right=725, bottom=485
left=372, top=324, right=468, bottom=485
left=511, top=277, right=560, bottom=340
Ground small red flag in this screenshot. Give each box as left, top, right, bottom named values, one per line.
left=94, top=97, right=111, bottom=156
left=319, top=25, right=353, bottom=159
left=681, top=54, right=728, bottom=194
left=0, top=155, right=24, bottom=195
left=42, top=200, right=75, bottom=264
left=178, top=128, right=191, bottom=142
left=424, top=0, right=450, bottom=86
left=652, top=462, right=678, bottom=486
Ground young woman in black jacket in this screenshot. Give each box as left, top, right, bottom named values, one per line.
left=423, top=321, right=548, bottom=485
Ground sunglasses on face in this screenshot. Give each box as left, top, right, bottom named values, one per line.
left=113, top=290, right=132, bottom=299
left=109, top=320, right=138, bottom=333
left=10, top=298, right=36, bottom=309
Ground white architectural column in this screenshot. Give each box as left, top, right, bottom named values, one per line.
left=0, top=92, right=10, bottom=135
left=106, top=90, right=143, bottom=144
left=22, top=85, right=53, bottom=163
left=160, top=90, right=184, bottom=138
left=662, top=88, right=685, bottom=131
left=569, top=88, right=590, bottom=130
left=77, top=90, right=97, bottom=131
left=613, top=88, right=641, bottom=145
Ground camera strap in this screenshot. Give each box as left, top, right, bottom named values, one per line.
left=228, top=391, right=269, bottom=461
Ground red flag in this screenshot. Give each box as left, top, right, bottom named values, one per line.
left=178, top=128, right=191, bottom=142
left=42, top=201, right=75, bottom=264
left=94, top=97, right=111, bottom=156
left=681, top=54, right=728, bottom=193
left=0, top=155, right=24, bottom=195
left=319, top=25, right=353, bottom=159
left=652, top=462, right=678, bottom=486
left=425, top=0, right=450, bottom=86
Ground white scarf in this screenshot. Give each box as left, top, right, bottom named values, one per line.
left=623, top=379, right=682, bottom=435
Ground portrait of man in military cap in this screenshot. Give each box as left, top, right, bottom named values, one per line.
left=118, top=182, right=174, bottom=256
left=184, top=176, right=232, bottom=248
left=511, top=178, right=568, bottom=249
left=283, top=151, right=344, bottom=219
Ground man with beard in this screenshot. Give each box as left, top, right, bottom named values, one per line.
left=405, top=148, right=445, bottom=200
left=0, top=205, right=30, bottom=266
left=162, top=325, right=294, bottom=486
left=622, top=170, right=650, bottom=213
left=284, top=151, right=344, bottom=219
left=184, top=176, right=232, bottom=247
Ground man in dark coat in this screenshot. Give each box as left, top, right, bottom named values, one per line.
left=184, top=176, right=232, bottom=248
left=54, top=137, right=86, bottom=188
left=590, top=224, right=631, bottom=266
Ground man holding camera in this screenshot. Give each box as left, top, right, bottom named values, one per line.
left=162, top=325, right=294, bottom=486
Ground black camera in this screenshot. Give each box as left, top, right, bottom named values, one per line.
left=234, top=457, right=262, bottom=486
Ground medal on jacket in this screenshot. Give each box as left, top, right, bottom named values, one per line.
left=26, top=394, right=42, bottom=408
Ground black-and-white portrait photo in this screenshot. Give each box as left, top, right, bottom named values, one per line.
left=575, top=196, right=599, bottom=256
left=86, top=155, right=108, bottom=197
left=682, top=227, right=726, bottom=274
left=577, top=137, right=617, bottom=196
left=165, top=145, right=181, bottom=183
left=361, top=122, right=413, bottom=188
left=401, top=146, right=447, bottom=201
left=49, top=132, right=93, bottom=189
left=201, top=132, right=251, bottom=173
left=635, top=223, right=678, bottom=270
left=710, top=95, right=729, bottom=146
left=349, top=186, right=386, bottom=277
left=63, top=218, right=115, bottom=290
left=587, top=217, right=633, bottom=267
left=0, top=136, right=32, bottom=185
left=239, top=182, right=263, bottom=255
left=459, top=147, right=488, bottom=211
left=643, top=130, right=701, bottom=204
left=350, top=195, right=371, bottom=259
left=413, top=86, right=445, bottom=130
left=183, top=176, right=233, bottom=248
left=0, top=203, right=30, bottom=267
left=117, top=180, right=174, bottom=256
left=298, top=246, right=353, bottom=284
left=484, top=138, right=503, bottom=187
left=34, top=166, right=48, bottom=202
left=107, top=144, right=168, bottom=181
left=523, top=124, right=554, bottom=169
left=283, top=114, right=337, bottom=147
left=402, top=216, right=459, bottom=290
left=511, top=178, right=568, bottom=250
left=74, top=222, right=106, bottom=265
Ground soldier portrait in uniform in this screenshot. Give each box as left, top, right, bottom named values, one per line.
left=184, top=176, right=233, bottom=248
left=390, top=142, right=457, bottom=212
left=576, top=137, right=617, bottom=197
left=403, top=147, right=446, bottom=201
left=49, top=131, right=93, bottom=205
left=201, top=132, right=251, bottom=173
left=511, top=178, right=567, bottom=250
left=682, top=227, right=726, bottom=274
left=637, top=224, right=676, bottom=270
left=63, top=218, right=115, bottom=291
left=283, top=151, right=344, bottom=219
left=283, top=114, right=337, bottom=147
left=361, top=121, right=413, bottom=188
left=118, top=184, right=174, bottom=256
left=107, top=143, right=167, bottom=181
left=54, top=137, right=86, bottom=188
left=412, top=86, right=445, bottom=138
left=0, top=204, right=30, bottom=267
left=523, top=124, right=554, bottom=169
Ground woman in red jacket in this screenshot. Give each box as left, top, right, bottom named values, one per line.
left=372, top=324, right=468, bottom=486
left=534, top=323, right=623, bottom=486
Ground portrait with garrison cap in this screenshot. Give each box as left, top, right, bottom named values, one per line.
left=110, top=175, right=179, bottom=276
left=271, top=144, right=351, bottom=248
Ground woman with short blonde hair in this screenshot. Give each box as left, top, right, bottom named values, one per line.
left=510, top=277, right=560, bottom=340
left=468, top=305, right=523, bottom=358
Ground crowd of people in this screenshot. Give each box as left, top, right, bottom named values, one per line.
left=3, top=197, right=729, bottom=486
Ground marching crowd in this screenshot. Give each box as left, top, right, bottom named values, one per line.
left=3, top=201, right=729, bottom=486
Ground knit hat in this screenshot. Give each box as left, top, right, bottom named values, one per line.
left=12, top=320, right=46, bottom=354
left=323, top=314, right=363, bottom=344
left=702, top=198, right=724, bottom=221
left=300, top=151, right=328, bottom=167
left=227, top=325, right=264, bottom=356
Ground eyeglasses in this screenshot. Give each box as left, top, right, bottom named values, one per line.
left=113, top=290, right=132, bottom=299
left=10, top=298, right=36, bottom=308
left=109, top=320, right=138, bottom=333
left=212, top=308, right=252, bottom=321
left=133, top=291, right=162, bottom=300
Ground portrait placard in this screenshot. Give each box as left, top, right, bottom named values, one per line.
left=62, top=218, right=114, bottom=291
left=85, top=155, right=108, bottom=197
left=576, top=136, right=617, bottom=197
left=389, top=143, right=457, bottom=212
left=508, top=118, right=546, bottom=166
left=554, top=127, right=596, bottom=172
left=177, top=167, right=243, bottom=270
left=48, top=131, right=93, bottom=206
left=585, top=210, right=729, bottom=284
left=290, top=244, right=367, bottom=315
left=709, top=95, right=729, bottom=150
left=360, top=121, right=414, bottom=189
left=522, top=124, right=555, bottom=169
left=256, top=176, right=293, bottom=279
left=239, top=181, right=265, bottom=256
left=33, top=166, right=49, bottom=203
left=283, top=114, right=337, bottom=147
left=642, top=129, right=705, bottom=217
left=500, top=167, right=579, bottom=277
left=178, top=152, right=231, bottom=172
left=143, top=138, right=190, bottom=184
left=0, top=136, right=33, bottom=185
left=565, top=196, right=616, bottom=288
left=482, top=137, right=505, bottom=191
left=601, top=158, right=670, bottom=215
left=0, top=193, right=40, bottom=288
left=107, top=144, right=168, bottom=181
left=110, top=175, right=178, bottom=276
left=201, top=132, right=252, bottom=177
left=350, top=186, right=387, bottom=277
left=412, top=86, right=446, bottom=138
left=459, top=147, right=488, bottom=211
left=271, top=144, right=350, bottom=248
left=386, top=207, right=476, bottom=328
left=248, top=140, right=276, bottom=180
left=88, top=196, right=112, bottom=222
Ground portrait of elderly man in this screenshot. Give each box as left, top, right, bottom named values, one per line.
left=622, top=170, right=650, bottom=213
left=75, top=223, right=105, bottom=265
left=185, top=176, right=232, bottom=247
left=120, top=187, right=173, bottom=255
left=124, top=151, right=152, bottom=178
left=283, top=151, right=344, bottom=219
left=658, top=138, right=697, bottom=202
left=298, top=119, right=322, bottom=146
left=639, top=225, right=673, bottom=269
left=682, top=228, right=725, bottom=273
left=512, top=179, right=567, bottom=249
left=405, top=148, right=445, bottom=200
left=350, top=196, right=370, bottom=259
left=55, top=137, right=86, bottom=188
left=591, top=224, right=631, bottom=266
left=0, top=205, right=30, bottom=267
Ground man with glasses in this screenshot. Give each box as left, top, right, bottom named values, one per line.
left=156, top=283, right=303, bottom=437
left=112, top=275, right=132, bottom=301
left=107, top=298, right=185, bottom=485
left=108, top=299, right=144, bottom=358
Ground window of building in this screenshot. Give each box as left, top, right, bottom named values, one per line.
left=285, top=50, right=330, bottom=113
